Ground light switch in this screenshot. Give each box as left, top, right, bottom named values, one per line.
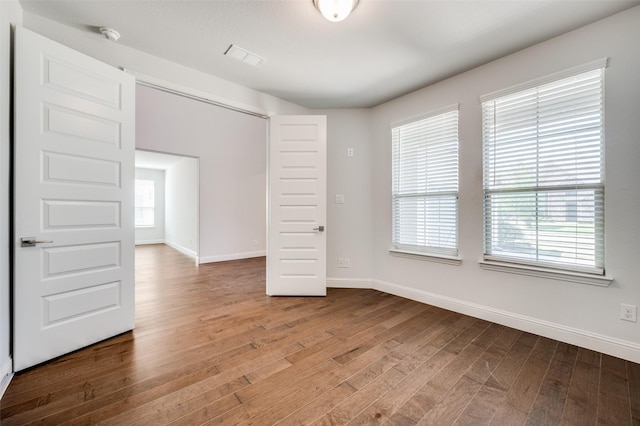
left=335, top=194, right=345, bottom=204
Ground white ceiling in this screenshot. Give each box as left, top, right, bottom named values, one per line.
left=19, top=0, right=640, bottom=109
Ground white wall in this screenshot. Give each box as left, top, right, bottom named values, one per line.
left=134, top=168, right=165, bottom=245
left=0, top=0, right=21, bottom=396
left=137, top=85, right=267, bottom=263
left=312, top=109, right=373, bottom=288
left=361, top=6, right=640, bottom=362
left=165, top=157, right=199, bottom=258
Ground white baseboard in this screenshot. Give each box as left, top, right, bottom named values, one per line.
left=322, top=277, right=640, bottom=363
left=135, top=239, right=165, bottom=245
left=372, top=279, right=640, bottom=364
left=164, top=240, right=197, bottom=259
left=0, top=357, right=13, bottom=399
left=198, top=250, right=266, bottom=264
left=327, top=277, right=373, bottom=289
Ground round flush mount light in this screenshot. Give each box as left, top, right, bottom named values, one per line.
left=313, top=0, right=359, bottom=23
left=99, top=27, right=120, bottom=42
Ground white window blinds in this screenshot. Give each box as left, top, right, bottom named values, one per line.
left=482, top=67, right=605, bottom=273
left=392, top=108, right=459, bottom=256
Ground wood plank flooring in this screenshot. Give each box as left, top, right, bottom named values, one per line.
left=1, top=244, right=639, bottom=425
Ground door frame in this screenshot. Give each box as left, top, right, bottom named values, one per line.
left=267, top=115, right=327, bottom=296
left=134, top=149, right=200, bottom=263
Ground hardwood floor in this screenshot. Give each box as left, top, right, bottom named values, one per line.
left=1, top=244, right=639, bottom=425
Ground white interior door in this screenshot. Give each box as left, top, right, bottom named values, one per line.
left=267, top=115, right=327, bottom=296
left=13, top=27, right=135, bottom=371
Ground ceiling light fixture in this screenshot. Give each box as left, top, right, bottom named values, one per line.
left=99, top=27, right=120, bottom=42
left=313, top=0, right=359, bottom=23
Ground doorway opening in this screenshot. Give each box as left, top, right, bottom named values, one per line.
left=135, top=150, right=200, bottom=262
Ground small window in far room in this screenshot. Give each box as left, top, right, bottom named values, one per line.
left=135, top=179, right=155, bottom=227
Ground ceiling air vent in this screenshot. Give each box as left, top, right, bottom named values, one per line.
left=224, top=44, right=265, bottom=67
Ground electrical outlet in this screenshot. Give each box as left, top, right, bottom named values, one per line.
left=347, top=148, right=354, bottom=157
left=337, top=258, right=351, bottom=268
left=620, top=304, right=637, bottom=322
left=335, top=194, right=345, bottom=204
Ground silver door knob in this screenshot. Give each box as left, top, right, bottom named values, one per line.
left=20, top=237, right=53, bottom=247
left=313, top=226, right=325, bottom=232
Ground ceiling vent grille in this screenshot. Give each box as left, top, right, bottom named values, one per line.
left=224, top=44, right=265, bottom=67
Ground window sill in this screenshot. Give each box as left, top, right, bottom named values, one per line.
left=478, top=259, right=613, bottom=287
left=390, top=249, right=462, bottom=266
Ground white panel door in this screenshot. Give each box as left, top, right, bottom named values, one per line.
left=267, top=116, right=327, bottom=296
left=13, top=27, right=135, bottom=371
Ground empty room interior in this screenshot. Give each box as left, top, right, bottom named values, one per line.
left=1, top=0, right=639, bottom=424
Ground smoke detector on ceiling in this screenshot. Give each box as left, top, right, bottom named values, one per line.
left=100, top=27, right=120, bottom=42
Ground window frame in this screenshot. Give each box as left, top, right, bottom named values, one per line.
left=480, top=59, right=609, bottom=282
left=135, top=178, right=156, bottom=228
left=390, top=105, right=460, bottom=261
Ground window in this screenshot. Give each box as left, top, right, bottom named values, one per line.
left=482, top=66, right=605, bottom=274
left=391, top=107, right=459, bottom=257
left=135, top=179, right=155, bottom=227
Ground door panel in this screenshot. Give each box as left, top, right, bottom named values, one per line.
left=13, top=27, right=135, bottom=371
left=267, top=116, right=326, bottom=296
left=43, top=152, right=121, bottom=187
left=43, top=242, right=121, bottom=277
